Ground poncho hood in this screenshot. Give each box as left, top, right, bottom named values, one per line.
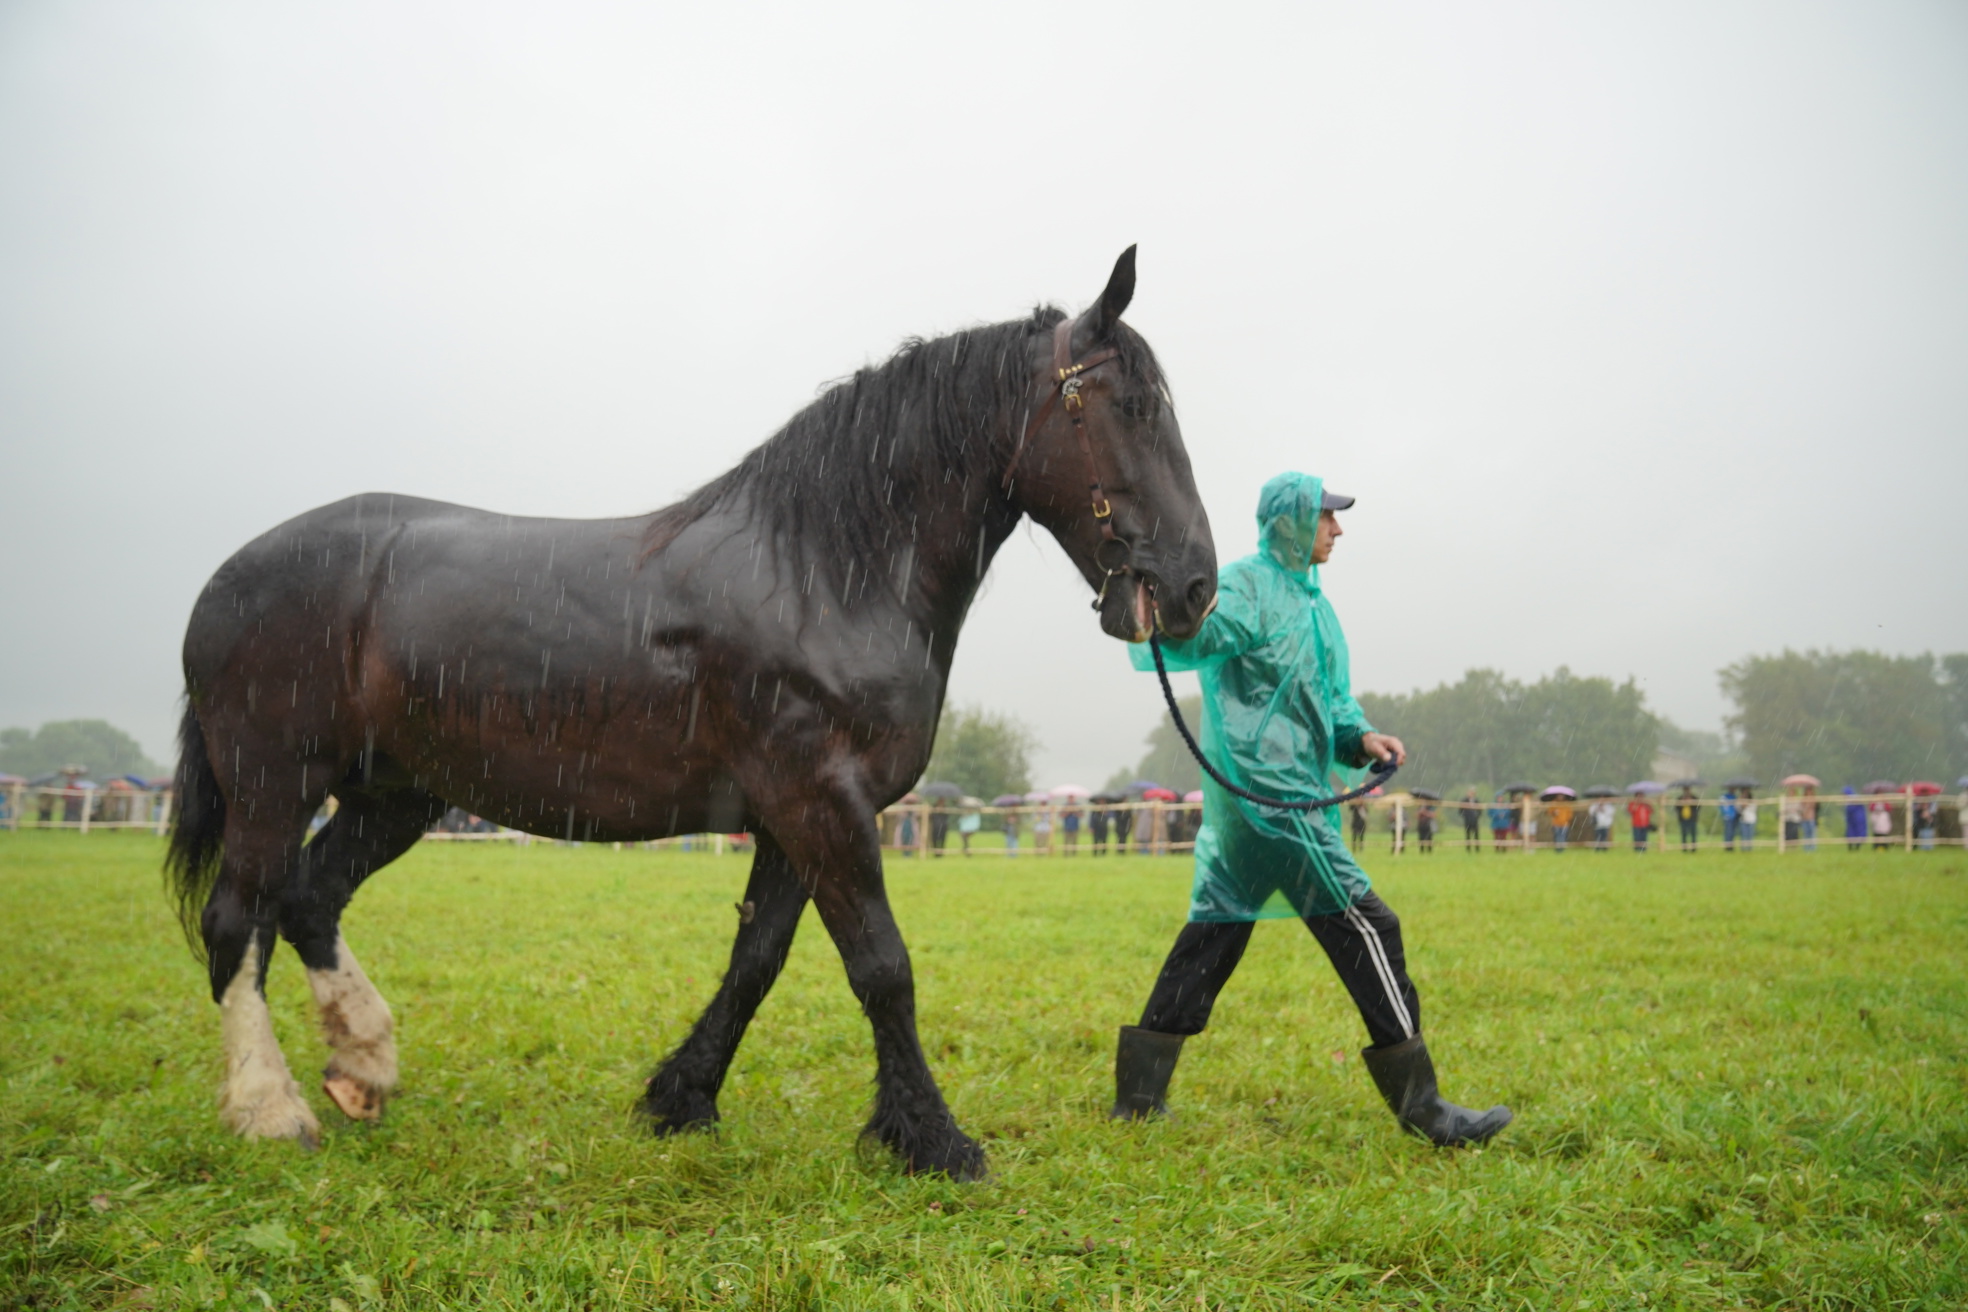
left=1255, top=470, right=1327, bottom=593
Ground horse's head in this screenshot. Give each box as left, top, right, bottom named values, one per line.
left=1007, top=247, right=1217, bottom=642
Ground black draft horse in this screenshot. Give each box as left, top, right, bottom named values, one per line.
left=166, top=248, right=1217, bottom=1178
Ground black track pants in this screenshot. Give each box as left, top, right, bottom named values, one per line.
left=1137, top=891, right=1421, bottom=1050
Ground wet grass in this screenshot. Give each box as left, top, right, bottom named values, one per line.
left=1, top=830, right=1964, bottom=1310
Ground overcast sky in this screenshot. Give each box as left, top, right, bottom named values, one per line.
left=3, top=1, right=1964, bottom=788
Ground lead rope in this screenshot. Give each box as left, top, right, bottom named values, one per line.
left=1148, top=629, right=1398, bottom=812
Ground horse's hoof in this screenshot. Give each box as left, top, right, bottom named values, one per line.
left=323, top=1072, right=387, bottom=1122
left=639, top=1087, right=720, bottom=1136
left=905, top=1136, right=989, bottom=1182
left=645, top=1112, right=718, bottom=1138
left=221, top=1083, right=322, bottom=1149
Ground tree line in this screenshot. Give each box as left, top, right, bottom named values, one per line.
left=0, top=720, right=163, bottom=781
left=1095, top=647, right=1968, bottom=797
left=1720, top=650, right=1967, bottom=788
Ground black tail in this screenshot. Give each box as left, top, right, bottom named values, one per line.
left=164, top=698, right=224, bottom=957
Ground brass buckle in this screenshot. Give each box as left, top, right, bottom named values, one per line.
left=1091, top=497, right=1112, bottom=519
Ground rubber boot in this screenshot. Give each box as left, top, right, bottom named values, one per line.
left=1360, top=1035, right=1512, bottom=1146
left=1109, top=1026, right=1185, bottom=1120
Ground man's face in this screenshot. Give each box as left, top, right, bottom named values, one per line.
left=1312, top=509, right=1342, bottom=564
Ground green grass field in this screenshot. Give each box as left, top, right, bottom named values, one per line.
left=2, top=832, right=1963, bottom=1310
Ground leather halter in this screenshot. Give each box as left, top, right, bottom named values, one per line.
left=1002, top=318, right=1131, bottom=581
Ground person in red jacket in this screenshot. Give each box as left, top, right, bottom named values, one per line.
left=1626, top=796, right=1654, bottom=852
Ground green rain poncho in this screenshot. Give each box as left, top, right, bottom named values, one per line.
left=1128, top=472, right=1379, bottom=921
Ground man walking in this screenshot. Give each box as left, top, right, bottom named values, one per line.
left=1111, top=473, right=1511, bottom=1147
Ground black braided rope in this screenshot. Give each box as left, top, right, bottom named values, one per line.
left=1148, top=629, right=1398, bottom=812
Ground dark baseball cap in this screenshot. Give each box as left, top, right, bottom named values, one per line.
left=1321, top=490, right=1355, bottom=511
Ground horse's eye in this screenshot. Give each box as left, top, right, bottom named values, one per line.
left=1119, top=393, right=1155, bottom=421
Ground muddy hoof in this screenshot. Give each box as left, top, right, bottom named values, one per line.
left=323, top=1073, right=386, bottom=1122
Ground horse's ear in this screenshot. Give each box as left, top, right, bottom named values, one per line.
left=1091, top=244, right=1137, bottom=338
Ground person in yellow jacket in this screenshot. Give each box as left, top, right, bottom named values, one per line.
left=1546, top=798, right=1575, bottom=851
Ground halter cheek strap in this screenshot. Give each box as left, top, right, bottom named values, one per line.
left=1002, top=318, right=1125, bottom=567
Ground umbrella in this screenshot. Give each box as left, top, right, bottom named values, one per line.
left=1959, top=776, right=1968, bottom=788
left=1410, top=787, right=1442, bottom=801
left=1722, top=777, right=1759, bottom=789
left=1022, top=790, right=1050, bottom=804
left=1141, top=787, right=1179, bottom=802
left=1500, top=781, right=1538, bottom=795
left=1049, top=783, right=1091, bottom=800
left=1125, top=779, right=1164, bottom=794
left=1540, top=785, right=1576, bottom=800
left=1182, top=790, right=1204, bottom=803
left=1908, top=781, right=1943, bottom=796
left=990, top=794, right=1025, bottom=808
left=918, top=781, right=964, bottom=801
left=1781, top=774, right=1821, bottom=788
left=1667, top=778, right=1706, bottom=788
left=1581, top=786, right=1619, bottom=798
left=960, top=796, right=985, bottom=809
left=1863, top=780, right=1898, bottom=794
left=1626, top=781, right=1666, bottom=795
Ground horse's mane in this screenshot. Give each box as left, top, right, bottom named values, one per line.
left=640, top=305, right=1165, bottom=588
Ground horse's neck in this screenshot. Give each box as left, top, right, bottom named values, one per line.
left=901, top=472, right=1023, bottom=656
left=890, top=441, right=1023, bottom=662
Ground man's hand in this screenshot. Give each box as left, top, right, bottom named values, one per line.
left=1361, top=732, right=1407, bottom=767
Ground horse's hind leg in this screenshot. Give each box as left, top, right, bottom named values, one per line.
left=204, top=803, right=321, bottom=1146
left=281, top=785, right=443, bottom=1122
left=642, top=830, right=809, bottom=1133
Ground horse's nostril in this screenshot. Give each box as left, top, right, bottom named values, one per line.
left=1186, top=577, right=1213, bottom=614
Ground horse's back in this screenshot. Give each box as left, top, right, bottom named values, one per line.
left=183, top=493, right=653, bottom=684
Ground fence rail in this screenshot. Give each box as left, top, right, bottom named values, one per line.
left=6, top=783, right=1958, bottom=854
left=868, top=793, right=1966, bottom=856
left=1, top=784, right=173, bottom=834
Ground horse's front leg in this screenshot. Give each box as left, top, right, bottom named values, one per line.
left=642, top=831, right=809, bottom=1133
left=793, top=811, right=985, bottom=1180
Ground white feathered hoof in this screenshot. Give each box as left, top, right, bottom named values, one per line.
left=218, top=1059, right=322, bottom=1149
left=218, top=943, right=322, bottom=1149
